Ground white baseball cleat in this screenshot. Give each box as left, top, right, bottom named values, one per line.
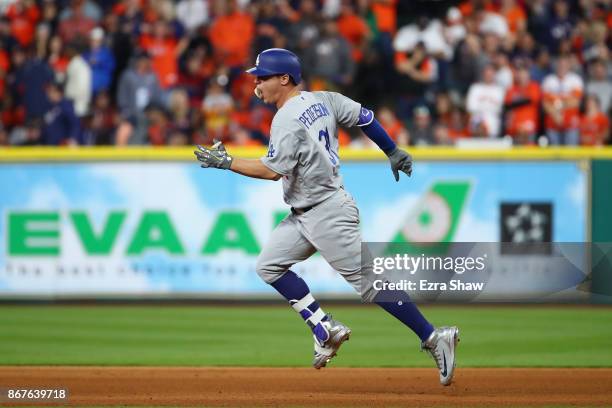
left=421, top=326, right=460, bottom=386
left=312, top=315, right=351, bottom=369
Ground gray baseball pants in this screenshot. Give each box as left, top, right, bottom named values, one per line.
left=256, top=188, right=377, bottom=302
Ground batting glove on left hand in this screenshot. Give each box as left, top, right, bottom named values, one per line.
left=386, top=147, right=413, bottom=181
left=194, top=140, right=233, bottom=170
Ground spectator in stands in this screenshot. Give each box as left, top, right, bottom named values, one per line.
left=303, top=19, right=354, bottom=91
left=47, top=34, right=69, bottom=82
left=530, top=46, right=552, bottom=84
left=433, top=123, right=453, bottom=145
left=542, top=54, right=583, bottom=145
left=33, top=22, right=50, bottom=60
left=116, top=51, right=165, bottom=144
left=252, top=0, right=289, bottom=56
left=41, top=81, right=81, bottom=145
left=475, top=4, right=509, bottom=40
left=336, top=1, right=371, bottom=64
left=544, top=0, right=575, bottom=56
left=504, top=62, right=541, bottom=145
left=202, top=76, right=234, bottom=142
left=582, top=22, right=609, bottom=64
left=500, top=0, right=527, bottom=36
left=209, top=0, right=254, bottom=70
left=64, top=41, right=92, bottom=117
left=452, top=34, right=488, bottom=95
left=512, top=31, right=537, bottom=66
left=407, top=105, right=435, bottom=145
left=58, top=0, right=96, bottom=43
left=394, top=15, right=451, bottom=61
left=586, top=59, right=611, bottom=116
left=88, top=90, right=118, bottom=145
left=5, top=0, right=40, bottom=48
left=443, top=7, right=466, bottom=55
left=395, top=41, right=437, bottom=120
left=139, top=20, right=188, bottom=89
left=12, top=47, right=54, bottom=121
left=176, top=0, right=209, bottom=35
left=447, top=107, right=469, bottom=140
left=178, top=50, right=213, bottom=107
left=377, top=106, right=409, bottom=146
left=466, top=64, right=505, bottom=138
left=168, top=88, right=193, bottom=143
left=580, top=95, right=610, bottom=146
left=83, top=27, right=116, bottom=96
left=102, top=12, right=133, bottom=97
left=286, top=0, right=321, bottom=61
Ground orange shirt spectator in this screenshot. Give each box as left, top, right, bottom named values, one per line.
left=5, top=0, right=40, bottom=47
left=337, top=4, right=370, bottom=62
left=140, top=20, right=188, bottom=88
left=371, top=0, right=397, bottom=34
left=140, top=33, right=179, bottom=88
left=504, top=67, right=541, bottom=138
left=377, top=106, right=409, bottom=145
left=500, top=0, right=526, bottom=34
left=580, top=95, right=610, bottom=146
left=209, top=6, right=254, bottom=68
left=542, top=58, right=583, bottom=131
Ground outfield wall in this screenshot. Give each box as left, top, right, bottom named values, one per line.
left=0, top=147, right=610, bottom=301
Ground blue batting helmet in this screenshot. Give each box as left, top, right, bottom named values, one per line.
left=246, top=48, right=302, bottom=84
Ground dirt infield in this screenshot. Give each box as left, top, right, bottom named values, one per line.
left=1, top=367, right=611, bottom=407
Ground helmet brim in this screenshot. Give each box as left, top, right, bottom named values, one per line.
left=245, top=66, right=278, bottom=77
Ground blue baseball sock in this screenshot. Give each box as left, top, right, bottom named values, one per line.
left=270, top=270, right=329, bottom=342
left=374, top=290, right=434, bottom=342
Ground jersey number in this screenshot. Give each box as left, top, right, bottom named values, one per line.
left=318, top=128, right=339, bottom=165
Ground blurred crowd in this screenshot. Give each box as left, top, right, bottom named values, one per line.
left=0, top=0, right=610, bottom=147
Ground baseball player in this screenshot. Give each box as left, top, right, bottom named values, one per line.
left=194, top=48, right=459, bottom=386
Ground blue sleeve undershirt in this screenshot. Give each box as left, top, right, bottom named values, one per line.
left=356, top=107, right=396, bottom=154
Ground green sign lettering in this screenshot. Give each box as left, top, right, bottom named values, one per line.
left=126, top=211, right=185, bottom=255
left=70, top=211, right=126, bottom=255
left=202, top=212, right=260, bottom=255
left=8, top=212, right=60, bottom=256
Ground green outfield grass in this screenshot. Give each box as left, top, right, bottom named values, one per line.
left=0, top=305, right=610, bottom=367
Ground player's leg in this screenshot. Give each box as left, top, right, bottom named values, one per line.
left=301, top=189, right=434, bottom=339
left=302, top=189, right=459, bottom=384
left=256, top=214, right=349, bottom=368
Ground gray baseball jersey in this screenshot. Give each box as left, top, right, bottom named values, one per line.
left=256, top=91, right=376, bottom=301
left=261, top=91, right=361, bottom=209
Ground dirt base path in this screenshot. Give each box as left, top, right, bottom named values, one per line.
left=1, top=367, right=611, bottom=407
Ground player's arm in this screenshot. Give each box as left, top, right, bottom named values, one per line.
left=356, top=107, right=413, bottom=181
left=194, top=141, right=282, bottom=181
left=230, top=157, right=282, bottom=180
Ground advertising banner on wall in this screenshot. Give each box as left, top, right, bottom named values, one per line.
left=0, top=161, right=587, bottom=298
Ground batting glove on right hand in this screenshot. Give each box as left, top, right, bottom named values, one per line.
left=194, top=140, right=233, bottom=170
left=386, top=147, right=413, bottom=181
